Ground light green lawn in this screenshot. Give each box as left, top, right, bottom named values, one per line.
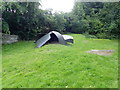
left=0, top=45, right=2, bottom=90
left=2, top=34, right=118, bottom=88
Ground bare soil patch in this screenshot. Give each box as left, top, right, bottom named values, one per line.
left=87, top=50, right=114, bottom=56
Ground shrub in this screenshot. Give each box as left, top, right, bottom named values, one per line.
left=2, top=20, right=10, bottom=34
left=96, top=33, right=107, bottom=39
left=83, top=32, right=97, bottom=38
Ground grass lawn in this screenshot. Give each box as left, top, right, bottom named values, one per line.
left=2, top=34, right=118, bottom=88
left=0, top=66, right=1, bottom=89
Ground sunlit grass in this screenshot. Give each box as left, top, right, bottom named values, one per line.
left=2, top=34, right=118, bottom=88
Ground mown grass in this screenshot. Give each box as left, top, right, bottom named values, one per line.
left=0, top=44, right=2, bottom=89
left=2, top=34, right=118, bottom=88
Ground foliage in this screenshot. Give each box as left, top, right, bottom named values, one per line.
left=2, top=20, right=10, bottom=34
left=2, top=34, right=118, bottom=88
left=83, top=32, right=97, bottom=39
left=71, top=2, right=120, bottom=39
left=2, top=2, right=120, bottom=39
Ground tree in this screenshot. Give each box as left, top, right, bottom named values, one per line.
left=71, top=2, right=120, bottom=39
left=2, top=2, right=41, bottom=40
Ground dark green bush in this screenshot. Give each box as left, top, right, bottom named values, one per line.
left=2, top=20, right=10, bottom=34
left=83, top=32, right=97, bottom=39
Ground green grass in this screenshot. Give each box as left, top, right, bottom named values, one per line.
left=0, top=44, right=2, bottom=89
left=2, top=34, right=118, bottom=88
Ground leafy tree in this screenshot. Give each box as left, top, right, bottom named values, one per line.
left=71, top=2, right=120, bottom=39
left=2, top=2, right=41, bottom=40
left=2, top=1, right=119, bottom=40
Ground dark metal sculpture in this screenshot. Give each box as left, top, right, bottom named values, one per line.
left=62, top=35, right=74, bottom=43
left=36, top=31, right=74, bottom=48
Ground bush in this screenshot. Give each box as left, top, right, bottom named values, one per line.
left=2, top=20, right=10, bottom=34
left=96, top=33, right=107, bottom=39
left=96, top=33, right=118, bottom=39
left=83, top=32, right=97, bottom=38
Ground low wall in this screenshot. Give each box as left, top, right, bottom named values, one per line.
left=1, top=33, right=18, bottom=44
